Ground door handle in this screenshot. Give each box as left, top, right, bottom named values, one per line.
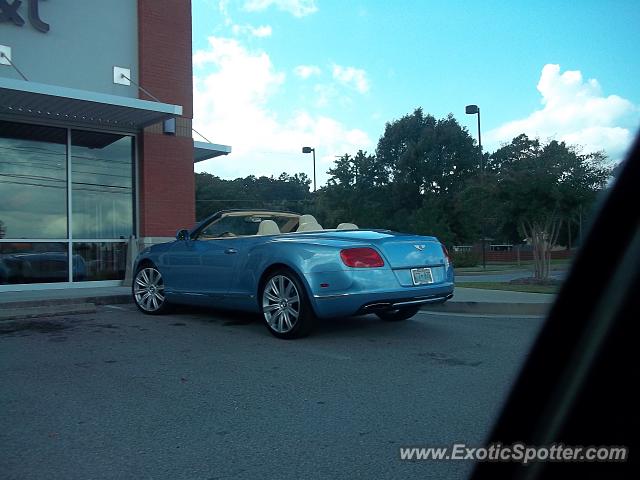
left=224, top=248, right=238, bottom=254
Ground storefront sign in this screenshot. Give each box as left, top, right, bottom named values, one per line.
left=0, top=0, right=49, bottom=33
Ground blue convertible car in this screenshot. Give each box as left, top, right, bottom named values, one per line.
left=132, top=210, right=454, bottom=338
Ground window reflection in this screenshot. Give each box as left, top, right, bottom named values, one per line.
left=72, top=242, right=128, bottom=281
left=0, top=123, right=135, bottom=286
left=71, top=132, right=133, bottom=239
left=0, top=121, right=67, bottom=239
left=0, top=243, right=68, bottom=284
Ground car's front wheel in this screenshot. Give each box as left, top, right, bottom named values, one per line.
left=375, top=306, right=420, bottom=322
left=133, top=265, right=169, bottom=314
left=261, top=270, right=314, bottom=339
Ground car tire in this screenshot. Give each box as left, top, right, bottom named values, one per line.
left=260, top=269, right=315, bottom=339
left=375, top=306, right=420, bottom=322
left=132, top=264, right=170, bottom=315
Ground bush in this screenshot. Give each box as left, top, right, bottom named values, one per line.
left=450, top=250, right=481, bottom=268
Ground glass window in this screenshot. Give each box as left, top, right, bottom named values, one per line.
left=72, top=242, right=128, bottom=281
left=1, top=124, right=136, bottom=286
left=71, top=132, right=133, bottom=239
left=0, top=121, right=67, bottom=239
left=0, top=242, right=68, bottom=284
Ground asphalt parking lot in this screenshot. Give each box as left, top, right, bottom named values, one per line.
left=0, top=304, right=544, bottom=480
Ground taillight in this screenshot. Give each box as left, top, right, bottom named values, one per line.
left=441, top=244, right=451, bottom=265
left=340, top=247, right=384, bottom=268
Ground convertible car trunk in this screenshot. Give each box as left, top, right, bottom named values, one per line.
left=369, top=236, right=446, bottom=269
left=299, top=230, right=448, bottom=270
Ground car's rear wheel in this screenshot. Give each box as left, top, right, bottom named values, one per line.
left=376, top=306, right=420, bottom=321
left=261, top=270, right=314, bottom=339
left=133, top=265, right=169, bottom=314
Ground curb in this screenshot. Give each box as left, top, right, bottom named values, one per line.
left=0, top=303, right=97, bottom=321
left=0, top=295, right=132, bottom=309
left=422, top=301, right=550, bottom=316
left=455, top=270, right=527, bottom=276
left=0, top=295, right=132, bottom=321
left=454, top=268, right=567, bottom=277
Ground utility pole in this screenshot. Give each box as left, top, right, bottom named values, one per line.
left=466, top=104, right=486, bottom=269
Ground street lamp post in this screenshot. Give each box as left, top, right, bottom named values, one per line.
left=465, top=104, right=486, bottom=269
left=302, top=146, right=316, bottom=192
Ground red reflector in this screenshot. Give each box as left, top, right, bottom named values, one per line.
left=340, top=248, right=384, bottom=268
left=441, top=244, right=451, bottom=260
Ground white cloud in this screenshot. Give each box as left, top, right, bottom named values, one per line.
left=312, top=83, right=355, bottom=110
left=218, top=0, right=233, bottom=26
left=231, top=24, right=273, bottom=37
left=313, top=83, right=335, bottom=107
left=487, top=64, right=639, bottom=161
left=332, top=64, right=370, bottom=94
left=293, top=65, right=321, bottom=79
left=243, top=0, right=318, bottom=17
left=193, top=36, right=371, bottom=184
left=218, top=1, right=272, bottom=37
left=251, top=25, right=273, bottom=37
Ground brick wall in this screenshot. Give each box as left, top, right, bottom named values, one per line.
left=138, top=0, right=193, bottom=118
left=137, top=0, right=195, bottom=237
left=138, top=133, right=195, bottom=236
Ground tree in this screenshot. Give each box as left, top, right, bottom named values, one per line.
left=195, top=172, right=312, bottom=220
left=375, top=108, right=479, bottom=211
left=490, top=135, right=610, bottom=280
left=317, top=110, right=482, bottom=238
left=410, top=194, right=455, bottom=246
left=317, top=150, right=395, bottom=229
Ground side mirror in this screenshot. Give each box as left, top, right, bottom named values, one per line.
left=176, top=229, right=190, bottom=241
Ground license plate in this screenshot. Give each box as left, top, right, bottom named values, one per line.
left=411, top=267, right=433, bottom=285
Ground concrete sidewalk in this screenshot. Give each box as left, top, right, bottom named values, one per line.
left=1, top=284, right=554, bottom=320
left=453, top=287, right=554, bottom=303
left=456, top=269, right=566, bottom=283
left=0, top=286, right=131, bottom=320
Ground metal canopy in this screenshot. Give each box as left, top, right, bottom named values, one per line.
left=194, top=140, right=232, bottom=162
left=0, top=77, right=182, bottom=132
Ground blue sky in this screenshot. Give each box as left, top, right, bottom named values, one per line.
left=192, top=0, right=640, bottom=185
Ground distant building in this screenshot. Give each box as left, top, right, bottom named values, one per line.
left=0, top=1, right=230, bottom=289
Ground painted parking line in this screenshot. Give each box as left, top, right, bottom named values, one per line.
left=103, top=305, right=133, bottom=312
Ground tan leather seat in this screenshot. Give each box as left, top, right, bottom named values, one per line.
left=298, top=214, right=318, bottom=225
left=257, top=220, right=281, bottom=235
left=337, top=223, right=358, bottom=230
left=297, top=221, right=323, bottom=232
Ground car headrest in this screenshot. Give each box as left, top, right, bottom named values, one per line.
left=257, top=220, right=281, bottom=235
left=337, top=223, right=359, bottom=230
left=298, top=214, right=318, bottom=225
left=297, top=222, right=323, bottom=232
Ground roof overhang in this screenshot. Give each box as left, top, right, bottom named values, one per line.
left=0, top=77, right=182, bottom=132
left=194, top=140, right=232, bottom=162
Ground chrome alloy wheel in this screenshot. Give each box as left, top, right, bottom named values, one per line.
left=133, top=267, right=166, bottom=312
left=262, top=275, right=301, bottom=333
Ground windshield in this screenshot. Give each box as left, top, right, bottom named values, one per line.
left=197, top=211, right=300, bottom=238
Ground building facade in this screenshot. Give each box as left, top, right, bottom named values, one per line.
left=0, top=0, right=228, bottom=290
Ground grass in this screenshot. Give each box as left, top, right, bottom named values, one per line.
left=456, top=281, right=560, bottom=294
left=455, top=259, right=571, bottom=274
